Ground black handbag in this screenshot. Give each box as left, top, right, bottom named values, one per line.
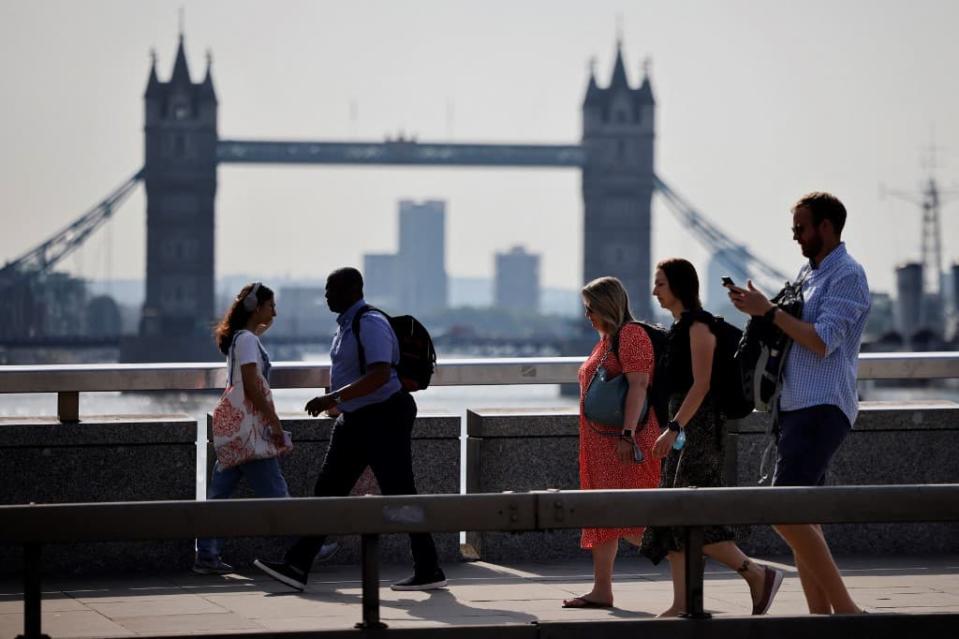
left=583, top=346, right=648, bottom=429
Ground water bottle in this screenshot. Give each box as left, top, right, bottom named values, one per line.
left=672, top=428, right=686, bottom=450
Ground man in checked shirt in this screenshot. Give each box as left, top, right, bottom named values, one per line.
left=729, top=192, right=868, bottom=615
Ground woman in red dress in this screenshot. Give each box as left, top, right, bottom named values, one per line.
left=562, top=276, right=662, bottom=609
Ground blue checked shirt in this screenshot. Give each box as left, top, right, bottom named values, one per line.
left=779, top=243, right=870, bottom=425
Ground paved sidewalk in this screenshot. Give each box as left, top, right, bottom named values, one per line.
left=2, top=555, right=958, bottom=637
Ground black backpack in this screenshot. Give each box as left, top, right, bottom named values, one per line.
left=708, top=316, right=755, bottom=419
left=352, top=305, right=437, bottom=392
left=614, top=321, right=670, bottom=427
left=736, top=273, right=807, bottom=413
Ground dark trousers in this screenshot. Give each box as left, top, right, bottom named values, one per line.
left=285, top=391, right=440, bottom=574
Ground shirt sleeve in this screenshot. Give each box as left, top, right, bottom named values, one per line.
left=234, top=332, right=260, bottom=366
left=617, top=323, right=653, bottom=375
left=814, top=268, right=871, bottom=357
left=358, top=313, right=397, bottom=366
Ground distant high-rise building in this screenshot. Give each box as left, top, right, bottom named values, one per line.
left=363, top=253, right=398, bottom=310
left=895, top=262, right=923, bottom=340
left=705, top=248, right=750, bottom=327
left=495, top=246, right=540, bottom=313
left=397, top=200, right=448, bottom=314
left=951, top=262, right=959, bottom=339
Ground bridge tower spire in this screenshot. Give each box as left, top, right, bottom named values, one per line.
left=581, top=39, right=656, bottom=320
left=124, top=32, right=219, bottom=362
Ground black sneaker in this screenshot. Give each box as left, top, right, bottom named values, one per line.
left=390, top=568, right=447, bottom=591
left=253, top=559, right=308, bottom=591
left=192, top=556, right=234, bottom=575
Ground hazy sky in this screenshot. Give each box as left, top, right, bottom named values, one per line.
left=2, top=0, right=958, bottom=297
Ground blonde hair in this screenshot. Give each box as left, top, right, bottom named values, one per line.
left=582, top=276, right=635, bottom=335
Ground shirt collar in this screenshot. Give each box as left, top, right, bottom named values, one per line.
left=336, top=298, right=367, bottom=328
left=809, top=241, right=847, bottom=272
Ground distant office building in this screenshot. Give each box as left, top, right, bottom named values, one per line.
left=951, top=262, right=959, bottom=340
left=706, top=248, right=749, bottom=328
left=495, top=246, right=540, bottom=313
left=864, top=292, right=894, bottom=340
left=895, top=262, right=923, bottom=340
left=363, top=253, right=399, bottom=310
left=397, top=200, right=448, bottom=315
left=273, top=286, right=326, bottom=337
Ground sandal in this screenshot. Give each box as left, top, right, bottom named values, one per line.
left=562, top=595, right=613, bottom=609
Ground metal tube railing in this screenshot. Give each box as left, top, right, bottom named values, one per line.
left=1, top=353, right=957, bottom=421
left=3, top=485, right=959, bottom=636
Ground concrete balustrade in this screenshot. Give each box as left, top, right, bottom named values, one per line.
left=2, top=356, right=957, bottom=574
left=464, top=402, right=959, bottom=561
left=0, top=415, right=196, bottom=575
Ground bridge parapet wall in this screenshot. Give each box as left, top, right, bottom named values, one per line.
left=0, top=415, right=196, bottom=574
left=465, top=402, right=959, bottom=561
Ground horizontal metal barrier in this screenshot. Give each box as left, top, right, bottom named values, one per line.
left=2, top=352, right=957, bottom=393
left=3, top=485, right=959, bottom=638
left=4, top=485, right=958, bottom=544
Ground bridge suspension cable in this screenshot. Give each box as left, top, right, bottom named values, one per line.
left=652, top=175, right=791, bottom=289
left=0, top=169, right=144, bottom=292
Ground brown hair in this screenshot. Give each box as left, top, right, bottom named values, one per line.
left=213, top=282, right=274, bottom=355
left=656, top=258, right=702, bottom=312
left=581, top=276, right=635, bottom=336
left=794, top=192, right=847, bottom=235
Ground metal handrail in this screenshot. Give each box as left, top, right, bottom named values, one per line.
left=2, top=352, right=958, bottom=394
left=4, top=485, right=959, bottom=637
left=3, top=485, right=957, bottom=543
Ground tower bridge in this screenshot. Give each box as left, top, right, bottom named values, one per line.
left=1, top=33, right=787, bottom=362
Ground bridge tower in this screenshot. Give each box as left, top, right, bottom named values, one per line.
left=581, top=42, right=655, bottom=320
left=123, top=35, right=219, bottom=361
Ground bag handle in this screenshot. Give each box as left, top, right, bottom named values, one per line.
left=225, top=330, right=249, bottom=386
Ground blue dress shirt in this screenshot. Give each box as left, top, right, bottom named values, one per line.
left=329, top=299, right=401, bottom=413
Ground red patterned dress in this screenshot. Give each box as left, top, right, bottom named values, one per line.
left=578, top=323, right=662, bottom=549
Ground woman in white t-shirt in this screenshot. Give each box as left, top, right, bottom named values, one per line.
left=194, top=282, right=288, bottom=574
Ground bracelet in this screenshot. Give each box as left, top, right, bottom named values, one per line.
left=666, top=420, right=682, bottom=432
left=763, top=306, right=778, bottom=322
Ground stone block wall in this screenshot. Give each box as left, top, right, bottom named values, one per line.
left=465, top=402, right=959, bottom=562
left=0, top=415, right=197, bottom=575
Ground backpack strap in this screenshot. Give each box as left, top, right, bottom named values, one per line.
left=611, top=321, right=656, bottom=427
left=350, top=305, right=374, bottom=374
left=350, top=304, right=398, bottom=375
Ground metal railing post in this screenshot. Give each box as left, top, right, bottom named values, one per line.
left=56, top=391, right=79, bottom=423
left=681, top=526, right=711, bottom=619
left=18, top=543, right=49, bottom=639
left=355, top=533, right=387, bottom=630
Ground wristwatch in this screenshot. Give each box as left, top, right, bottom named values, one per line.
left=621, top=428, right=634, bottom=440
left=330, top=391, right=342, bottom=406
left=763, top=306, right=779, bottom=322
left=666, top=419, right=682, bottom=433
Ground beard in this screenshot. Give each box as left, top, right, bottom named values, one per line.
left=801, top=233, right=824, bottom=259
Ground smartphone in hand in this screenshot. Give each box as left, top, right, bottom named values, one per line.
left=721, top=276, right=737, bottom=288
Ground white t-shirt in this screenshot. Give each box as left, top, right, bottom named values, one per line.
left=233, top=331, right=262, bottom=370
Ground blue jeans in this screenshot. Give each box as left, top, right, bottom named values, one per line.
left=196, top=457, right=289, bottom=560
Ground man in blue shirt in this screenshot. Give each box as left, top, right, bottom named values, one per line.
left=729, top=192, right=866, bottom=615
left=255, top=267, right=446, bottom=592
